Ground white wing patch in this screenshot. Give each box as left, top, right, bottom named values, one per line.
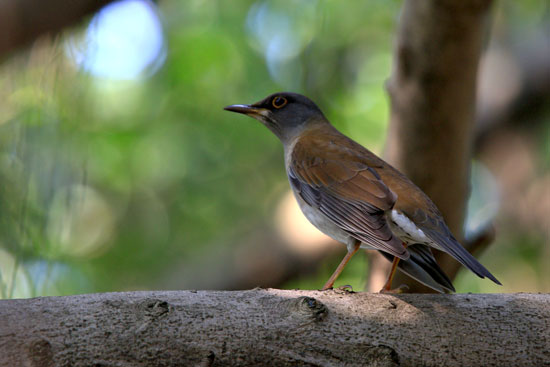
left=389, top=210, right=429, bottom=243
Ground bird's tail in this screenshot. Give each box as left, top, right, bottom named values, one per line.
left=442, top=234, right=502, bottom=285
left=379, top=244, right=455, bottom=293
left=421, top=222, right=501, bottom=285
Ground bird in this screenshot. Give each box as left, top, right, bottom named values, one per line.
left=224, top=92, right=501, bottom=293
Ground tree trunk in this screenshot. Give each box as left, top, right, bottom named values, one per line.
left=1, top=290, right=548, bottom=366
left=0, top=0, right=116, bottom=58
left=368, top=0, right=495, bottom=292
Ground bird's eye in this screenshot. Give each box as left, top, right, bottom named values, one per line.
left=272, top=96, right=288, bottom=109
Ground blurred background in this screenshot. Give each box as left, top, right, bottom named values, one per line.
left=0, top=0, right=548, bottom=298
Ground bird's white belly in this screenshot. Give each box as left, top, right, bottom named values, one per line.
left=298, top=198, right=349, bottom=243
left=292, top=192, right=374, bottom=251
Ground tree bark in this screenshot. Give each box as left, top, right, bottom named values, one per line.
left=0, top=0, right=116, bottom=59
left=370, top=0, right=495, bottom=292
left=1, top=290, right=548, bottom=367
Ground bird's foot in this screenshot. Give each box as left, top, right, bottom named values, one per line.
left=336, top=284, right=354, bottom=293
left=379, top=284, right=409, bottom=294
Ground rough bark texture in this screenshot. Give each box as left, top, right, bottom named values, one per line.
left=0, top=0, right=115, bottom=59
left=1, top=290, right=548, bottom=367
left=385, top=0, right=492, bottom=232
left=369, top=0, right=494, bottom=292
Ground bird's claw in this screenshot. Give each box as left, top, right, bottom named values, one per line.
left=379, top=284, right=409, bottom=294
left=336, top=284, right=354, bottom=293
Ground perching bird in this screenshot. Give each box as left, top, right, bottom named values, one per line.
left=224, top=92, right=501, bottom=293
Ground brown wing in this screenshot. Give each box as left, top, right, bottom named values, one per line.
left=289, top=131, right=409, bottom=260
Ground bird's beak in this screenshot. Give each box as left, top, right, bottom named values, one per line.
left=224, top=104, right=269, bottom=118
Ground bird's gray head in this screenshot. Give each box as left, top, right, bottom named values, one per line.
left=224, top=92, right=327, bottom=143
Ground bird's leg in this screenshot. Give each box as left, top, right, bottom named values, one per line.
left=322, top=240, right=361, bottom=290
left=380, top=243, right=408, bottom=293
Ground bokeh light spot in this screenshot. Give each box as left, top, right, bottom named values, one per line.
left=47, top=185, right=115, bottom=258
left=246, top=0, right=319, bottom=87
left=275, top=191, right=333, bottom=255
left=67, top=0, right=166, bottom=80
left=466, top=161, right=500, bottom=234
left=0, top=248, right=32, bottom=299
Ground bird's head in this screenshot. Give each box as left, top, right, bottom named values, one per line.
left=224, top=92, right=327, bottom=143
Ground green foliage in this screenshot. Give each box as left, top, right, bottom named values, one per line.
left=0, top=0, right=547, bottom=297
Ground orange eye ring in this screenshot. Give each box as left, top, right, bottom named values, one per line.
left=272, top=96, right=288, bottom=109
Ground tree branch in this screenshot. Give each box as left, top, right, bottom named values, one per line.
left=1, top=290, right=548, bottom=366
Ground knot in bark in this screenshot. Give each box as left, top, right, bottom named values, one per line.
left=27, top=338, right=53, bottom=367
left=289, top=296, right=328, bottom=322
